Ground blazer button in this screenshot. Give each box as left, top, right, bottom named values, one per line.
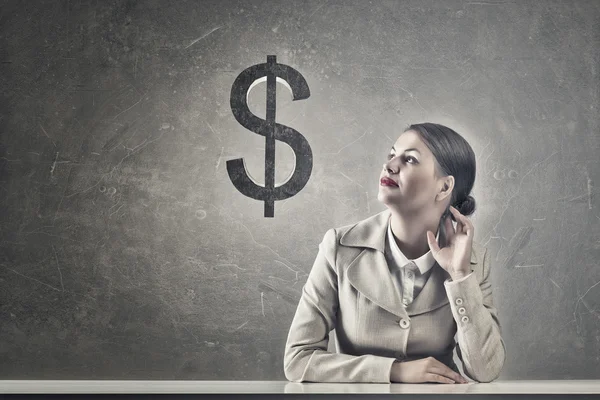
left=456, top=298, right=463, bottom=305
left=399, top=318, right=410, bottom=328
left=461, top=315, right=469, bottom=323
left=458, top=307, right=466, bottom=314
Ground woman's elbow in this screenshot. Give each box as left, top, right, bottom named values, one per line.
left=283, top=360, right=305, bottom=382
left=475, top=345, right=506, bottom=383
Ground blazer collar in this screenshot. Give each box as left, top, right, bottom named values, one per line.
left=340, top=208, right=477, bottom=264
left=341, top=209, right=478, bottom=318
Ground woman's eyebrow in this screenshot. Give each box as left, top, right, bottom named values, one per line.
left=391, top=146, right=421, bottom=154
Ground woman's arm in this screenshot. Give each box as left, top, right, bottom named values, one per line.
left=443, top=246, right=507, bottom=382
left=283, top=228, right=397, bottom=383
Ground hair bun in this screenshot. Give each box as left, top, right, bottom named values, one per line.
left=458, top=195, right=476, bottom=216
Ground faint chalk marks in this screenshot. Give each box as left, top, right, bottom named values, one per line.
left=584, top=166, right=593, bottom=210
left=0, top=157, right=21, bottom=163
left=514, top=264, right=544, bottom=268
left=208, top=203, right=301, bottom=273
left=204, top=263, right=245, bottom=280
left=216, top=263, right=246, bottom=271
left=103, top=123, right=131, bottom=152
left=502, top=226, right=534, bottom=269
left=232, top=321, right=249, bottom=332
left=549, top=278, right=562, bottom=292
left=320, top=129, right=368, bottom=155
left=339, top=172, right=364, bottom=189
left=206, top=121, right=221, bottom=143
left=492, top=168, right=519, bottom=181
left=108, top=130, right=166, bottom=179
left=259, top=290, right=276, bottom=317
left=159, top=122, right=173, bottom=131
left=1, top=265, right=61, bottom=292
left=195, top=209, right=207, bottom=220
left=109, top=203, right=124, bottom=217
left=273, top=259, right=305, bottom=281
left=574, top=279, right=600, bottom=334
left=113, top=97, right=143, bottom=120
left=39, top=124, right=56, bottom=147
left=52, top=245, right=65, bottom=291
left=258, top=281, right=299, bottom=305
left=484, top=151, right=557, bottom=243
left=215, top=147, right=224, bottom=171
left=49, top=152, right=59, bottom=177
left=397, top=86, right=427, bottom=113
left=465, top=1, right=511, bottom=5
left=307, top=1, right=327, bottom=17
left=185, top=26, right=222, bottom=49
left=554, top=192, right=595, bottom=204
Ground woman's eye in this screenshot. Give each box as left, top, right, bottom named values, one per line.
left=387, top=154, right=418, bottom=163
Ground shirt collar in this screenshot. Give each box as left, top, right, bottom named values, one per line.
left=387, top=218, right=439, bottom=275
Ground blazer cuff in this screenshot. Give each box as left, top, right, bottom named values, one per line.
left=443, top=272, right=485, bottom=330
left=380, top=356, right=398, bottom=383
left=445, top=271, right=474, bottom=283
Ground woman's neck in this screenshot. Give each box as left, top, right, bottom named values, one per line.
left=388, top=208, right=440, bottom=260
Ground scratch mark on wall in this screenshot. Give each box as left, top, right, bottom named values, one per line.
left=574, top=279, right=600, bottom=334
left=549, top=278, right=562, bottom=291
left=113, top=97, right=143, bottom=120
left=216, top=147, right=224, bottom=171
left=50, top=152, right=59, bottom=176
left=514, top=264, right=544, bottom=268
left=39, top=124, right=56, bottom=147
left=185, top=26, right=222, bottom=49
left=52, top=245, right=65, bottom=291
left=1, top=265, right=61, bottom=292
left=232, top=321, right=249, bottom=332
left=339, top=172, right=364, bottom=189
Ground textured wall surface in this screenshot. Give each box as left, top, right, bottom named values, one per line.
left=0, top=0, right=599, bottom=380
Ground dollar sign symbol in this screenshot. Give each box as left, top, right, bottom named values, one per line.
left=227, top=55, right=312, bottom=217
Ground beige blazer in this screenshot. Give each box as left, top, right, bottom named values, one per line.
left=283, top=208, right=506, bottom=383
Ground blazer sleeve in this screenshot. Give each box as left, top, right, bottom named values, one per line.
left=283, top=228, right=397, bottom=383
left=443, top=246, right=507, bottom=382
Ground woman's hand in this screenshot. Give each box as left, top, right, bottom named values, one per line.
left=390, top=357, right=469, bottom=384
left=426, top=205, right=474, bottom=280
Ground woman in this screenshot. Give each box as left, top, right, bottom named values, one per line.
left=283, top=123, right=506, bottom=384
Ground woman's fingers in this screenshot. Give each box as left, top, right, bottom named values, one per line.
left=426, top=373, right=455, bottom=384
left=449, top=206, right=473, bottom=238
left=429, top=359, right=467, bottom=384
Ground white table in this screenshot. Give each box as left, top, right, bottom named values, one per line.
left=1, top=380, right=599, bottom=398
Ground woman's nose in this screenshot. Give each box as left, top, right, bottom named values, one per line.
left=383, top=162, right=395, bottom=173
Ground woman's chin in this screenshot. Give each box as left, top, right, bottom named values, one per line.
left=377, top=190, right=399, bottom=205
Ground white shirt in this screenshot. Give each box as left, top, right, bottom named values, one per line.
left=385, top=219, right=474, bottom=307
left=384, top=219, right=439, bottom=307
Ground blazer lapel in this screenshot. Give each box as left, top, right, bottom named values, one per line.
left=340, top=208, right=478, bottom=318
left=346, top=247, right=407, bottom=318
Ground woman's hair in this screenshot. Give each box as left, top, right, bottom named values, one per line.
left=402, top=122, right=477, bottom=223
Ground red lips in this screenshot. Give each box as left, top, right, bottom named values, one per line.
left=380, top=177, right=398, bottom=187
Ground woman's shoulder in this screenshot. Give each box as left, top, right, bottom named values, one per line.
left=320, top=210, right=391, bottom=250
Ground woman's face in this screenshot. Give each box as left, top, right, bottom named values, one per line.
left=377, top=130, right=448, bottom=213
